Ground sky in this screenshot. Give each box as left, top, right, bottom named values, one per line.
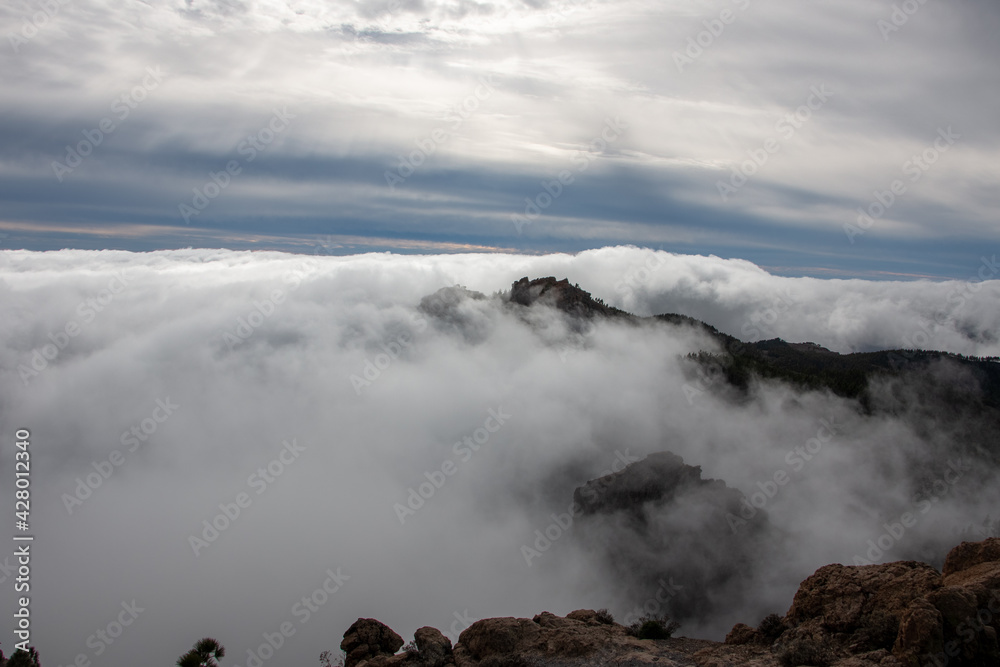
left=1, top=248, right=999, bottom=667
left=1, top=0, right=998, bottom=278
left=2, top=1, right=1000, bottom=665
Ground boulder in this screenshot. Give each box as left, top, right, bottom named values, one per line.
left=413, top=626, right=453, bottom=667
left=723, top=622, right=759, bottom=645
left=341, top=618, right=405, bottom=667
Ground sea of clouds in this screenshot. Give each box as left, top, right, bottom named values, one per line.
left=1, top=245, right=999, bottom=667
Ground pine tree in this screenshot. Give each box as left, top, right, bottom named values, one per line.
left=177, top=638, right=225, bottom=667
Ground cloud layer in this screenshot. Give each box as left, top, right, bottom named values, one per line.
left=2, top=247, right=1000, bottom=666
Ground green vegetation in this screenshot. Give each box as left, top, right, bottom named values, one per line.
left=756, top=613, right=785, bottom=643
left=625, top=614, right=680, bottom=640
left=1, top=648, right=41, bottom=667
left=594, top=608, right=615, bottom=624
left=177, top=638, right=226, bottom=667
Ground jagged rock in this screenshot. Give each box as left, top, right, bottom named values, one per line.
left=943, top=537, right=1000, bottom=577
left=723, top=623, right=758, bottom=645
left=573, top=451, right=743, bottom=515
left=893, top=598, right=944, bottom=665
left=786, top=561, right=941, bottom=633
left=452, top=610, right=633, bottom=666
left=338, top=540, right=1000, bottom=667
left=414, top=626, right=453, bottom=667
left=771, top=540, right=1000, bottom=666
left=564, top=609, right=605, bottom=625
left=508, top=276, right=625, bottom=319
left=341, top=618, right=405, bottom=667
left=571, top=450, right=776, bottom=625
left=454, top=617, right=541, bottom=662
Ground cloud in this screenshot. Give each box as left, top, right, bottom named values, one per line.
left=1, top=1, right=999, bottom=273
left=1, top=246, right=1000, bottom=665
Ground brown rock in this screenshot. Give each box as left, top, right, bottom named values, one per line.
left=414, top=626, right=452, bottom=667
left=723, top=622, right=758, bottom=645
left=456, top=617, right=541, bottom=661
left=341, top=618, right=405, bottom=667
left=893, top=598, right=944, bottom=666
left=786, top=561, right=941, bottom=634
left=564, top=609, right=602, bottom=625
left=942, top=538, right=1000, bottom=576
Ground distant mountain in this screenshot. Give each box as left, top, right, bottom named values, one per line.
left=425, top=275, right=1000, bottom=415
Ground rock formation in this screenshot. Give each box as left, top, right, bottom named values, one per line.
left=337, top=538, right=1000, bottom=667
left=572, top=451, right=779, bottom=625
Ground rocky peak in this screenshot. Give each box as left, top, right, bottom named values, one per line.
left=508, top=276, right=625, bottom=319
left=573, top=451, right=739, bottom=516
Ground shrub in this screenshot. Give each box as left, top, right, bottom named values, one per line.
left=319, top=650, right=345, bottom=667
left=177, top=638, right=225, bottom=667
left=757, top=613, right=786, bottom=643
left=594, top=608, right=615, bottom=624
left=626, top=614, right=680, bottom=640
left=402, top=640, right=419, bottom=656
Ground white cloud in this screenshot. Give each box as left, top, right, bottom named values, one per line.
left=1, top=246, right=999, bottom=665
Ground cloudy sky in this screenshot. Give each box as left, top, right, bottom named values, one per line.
left=1, top=0, right=998, bottom=277
left=3, top=2, right=1000, bottom=665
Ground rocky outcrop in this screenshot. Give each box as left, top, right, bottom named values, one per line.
left=413, top=627, right=453, bottom=667
left=571, top=451, right=777, bottom=625
left=508, top=277, right=627, bottom=319
left=738, top=538, right=1000, bottom=666
left=341, top=618, right=405, bottom=667
left=573, top=451, right=746, bottom=516
left=338, top=539, right=1000, bottom=667
left=341, top=609, right=719, bottom=667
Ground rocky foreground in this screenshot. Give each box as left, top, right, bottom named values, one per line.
left=338, top=538, right=1000, bottom=667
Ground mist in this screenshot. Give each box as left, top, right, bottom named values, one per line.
left=1, top=246, right=999, bottom=667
